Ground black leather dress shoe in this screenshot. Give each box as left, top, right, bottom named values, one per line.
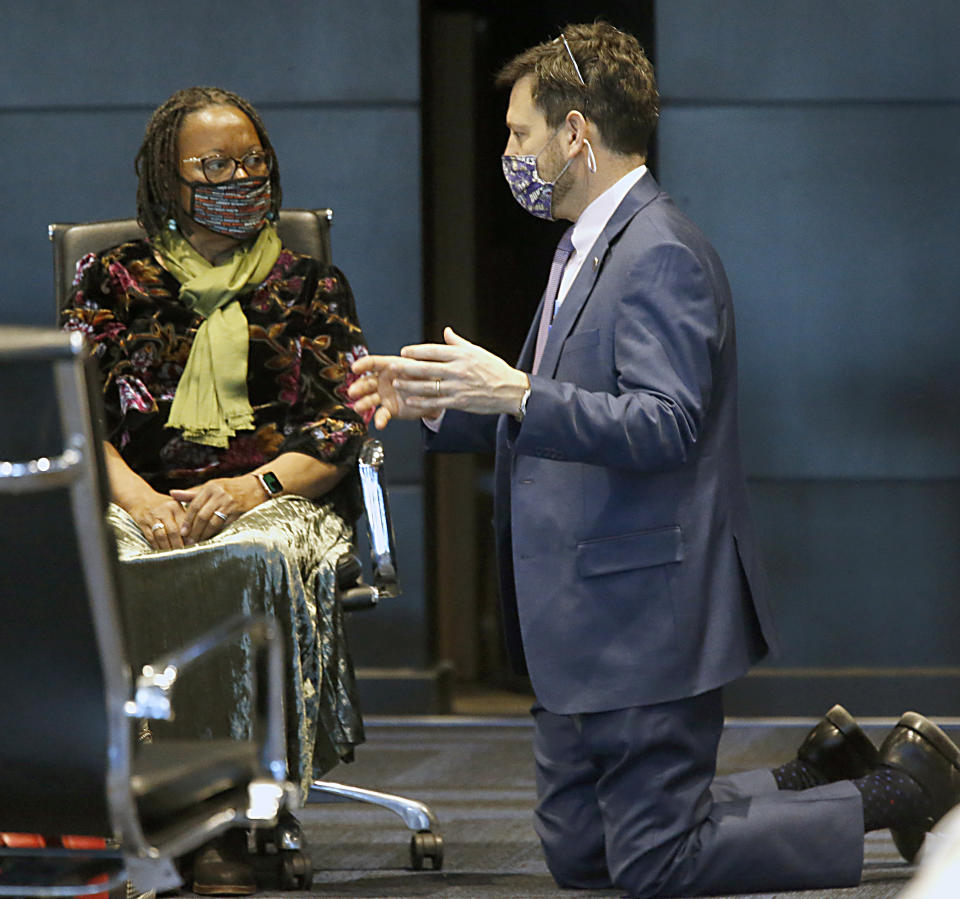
left=191, top=838, right=257, bottom=896
left=797, top=704, right=880, bottom=781
left=879, top=711, right=960, bottom=863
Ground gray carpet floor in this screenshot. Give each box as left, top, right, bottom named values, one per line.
left=230, top=717, right=960, bottom=899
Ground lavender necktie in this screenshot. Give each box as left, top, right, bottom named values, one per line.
left=532, top=227, right=574, bottom=374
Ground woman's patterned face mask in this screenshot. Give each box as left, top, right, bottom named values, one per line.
left=185, top=176, right=272, bottom=238
left=501, top=128, right=573, bottom=221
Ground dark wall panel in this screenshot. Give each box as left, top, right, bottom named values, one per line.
left=658, top=105, right=960, bottom=479
left=657, top=0, right=960, bottom=101
left=751, top=480, right=960, bottom=666
left=0, top=1, right=419, bottom=107
left=6, top=109, right=142, bottom=325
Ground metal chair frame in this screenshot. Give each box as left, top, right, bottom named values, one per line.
left=0, top=328, right=293, bottom=896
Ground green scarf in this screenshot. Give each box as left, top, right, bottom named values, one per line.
left=153, top=224, right=282, bottom=448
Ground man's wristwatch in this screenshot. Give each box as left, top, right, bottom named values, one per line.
left=254, top=471, right=283, bottom=498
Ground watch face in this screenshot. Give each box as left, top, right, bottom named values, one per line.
left=261, top=471, right=283, bottom=495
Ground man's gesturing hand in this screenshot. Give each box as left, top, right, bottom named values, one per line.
left=349, top=355, right=438, bottom=429
left=350, top=328, right=529, bottom=425
left=393, top=327, right=528, bottom=416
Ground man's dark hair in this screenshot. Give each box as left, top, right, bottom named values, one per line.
left=495, top=21, right=659, bottom=157
left=135, top=86, right=282, bottom=236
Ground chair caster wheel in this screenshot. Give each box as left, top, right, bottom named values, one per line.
left=279, top=850, right=313, bottom=890
left=254, top=812, right=304, bottom=854
left=409, top=830, right=443, bottom=870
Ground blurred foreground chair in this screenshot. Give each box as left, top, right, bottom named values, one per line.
left=0, top=326, right=294, bottom=896
left=48, top=211, right=444, bottom=872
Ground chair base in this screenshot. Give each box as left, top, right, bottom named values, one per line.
left=307, top=780, right=444, bottom=870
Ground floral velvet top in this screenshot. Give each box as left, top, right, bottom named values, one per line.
left=62, top=239, right=370, bottom=514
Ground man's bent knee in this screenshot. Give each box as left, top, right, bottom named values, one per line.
left=607, top=834, right=694, bottom=899
left=542, top=845, right=613, bottom=890
left=538, top=825, right=611, bottom=890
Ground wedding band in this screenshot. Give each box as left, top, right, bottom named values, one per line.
left=151, top=521, right=165, bottom=532
left=434, top=379, right=441, bottom=398
left=213, top=510, right=228, bottom=522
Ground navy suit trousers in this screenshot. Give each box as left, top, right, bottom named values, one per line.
left=532, top=690, right=865, bottom=898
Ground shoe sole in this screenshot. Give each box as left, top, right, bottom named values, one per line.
left=192, top=885, right=257, bottom=896
left=825, top=704, right=880, bottom=764
left=899, top=712, right=960, bottom=771
left=823, top=705, right=876, bottom=749
left=825, top=704, right=859, bottom=736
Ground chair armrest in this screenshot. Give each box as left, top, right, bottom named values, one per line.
left=124, top=612, right=285, bottom=783
left=358, top=439, right=400, bottom=601
left=0, top=433, right=84, bottom=494
left=334, top=553, right=376, bottom=611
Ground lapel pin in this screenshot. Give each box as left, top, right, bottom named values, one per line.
left=592, top=256, right=600, bottom=271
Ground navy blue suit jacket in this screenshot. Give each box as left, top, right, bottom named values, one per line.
left=428, top=175, right=778, bottom=714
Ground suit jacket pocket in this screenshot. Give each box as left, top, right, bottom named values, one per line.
left=576, top=525, right=684, bottom=578
left=563, top=328, right=600, bottom=352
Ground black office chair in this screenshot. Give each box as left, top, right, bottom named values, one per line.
left=48, top=210, right=443, bottom=872
left=0, top=326, right=295, bottom=897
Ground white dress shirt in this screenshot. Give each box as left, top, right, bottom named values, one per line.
left=553, top=164, right=647, bottom=316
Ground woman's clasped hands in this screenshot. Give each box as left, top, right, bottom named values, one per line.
left=131, top=476, right=261, bottom=550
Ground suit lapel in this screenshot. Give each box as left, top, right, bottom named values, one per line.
left=535, top=175, right=661, bottom=378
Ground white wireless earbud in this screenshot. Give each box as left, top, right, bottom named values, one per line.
left=583, top=139, right=597, bottom=174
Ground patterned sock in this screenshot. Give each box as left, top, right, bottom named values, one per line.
left=854, top=765, right=931, bottom=832
left=771, top=758, right=831, bottom=790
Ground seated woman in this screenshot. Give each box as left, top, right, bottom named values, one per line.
left=62, top=86, right=370, bottom=894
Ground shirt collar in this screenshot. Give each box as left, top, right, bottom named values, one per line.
left=569, top=165, right=648, bottom=261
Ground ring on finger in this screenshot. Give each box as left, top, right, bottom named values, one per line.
left=434, top=379, right=441, bottom=398
left=151, top=521, right=165, bottom=532
left=213, top=510, right=228, bottom=522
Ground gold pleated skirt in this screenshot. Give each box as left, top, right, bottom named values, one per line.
left=107, top=494, right=364, bottom=799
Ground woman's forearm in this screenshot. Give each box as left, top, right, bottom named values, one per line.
left=246, top=451, right=348, bottom=503
left=103, top=441, right=190, bottom=549
left=103, top=440, right=161, bottom=509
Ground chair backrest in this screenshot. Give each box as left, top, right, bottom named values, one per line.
left=0, top=327, right=132, bottom=835
left=49, top=208, right=333, bottom=318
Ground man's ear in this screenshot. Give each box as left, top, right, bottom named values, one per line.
left=563, top=110, right=589, bottom=157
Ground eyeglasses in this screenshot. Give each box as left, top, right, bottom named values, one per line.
left=558, top=33, right=586, bottom=86
left=181, top=150, right=273, bottom=183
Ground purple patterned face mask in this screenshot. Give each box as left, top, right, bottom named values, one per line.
left=185, top=176, right=272, bottom=238
left=501, top=129, right=574, bottom=221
